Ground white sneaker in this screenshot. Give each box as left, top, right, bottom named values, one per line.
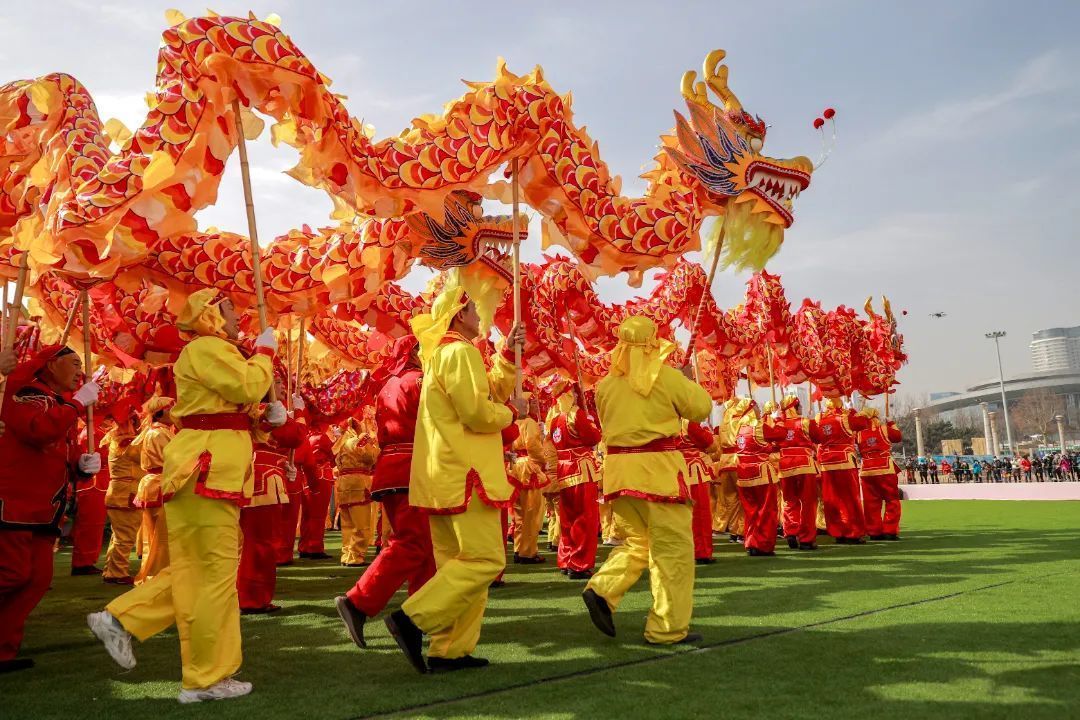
left=178, top=678, right=253, bottom=704
left=87, top=611, right=136, bottom=670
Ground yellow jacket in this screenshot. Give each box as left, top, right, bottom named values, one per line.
left=410, top=337, right=516, bottom=512
left=105, top=429, right=141, bottom=509
left=162, top=336, right=274, bottom=503
left=135, top=423, right=174, bottom=508
left=510, top=418, right=550, bottom=490
left=335, top=426, right=380, bottom=507
left=596, top=365, right=712, bottom=502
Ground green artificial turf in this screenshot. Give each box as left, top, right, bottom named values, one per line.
left=3, top=501, right=1079, bottom=720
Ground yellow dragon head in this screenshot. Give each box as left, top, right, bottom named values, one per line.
left=662, top=50, right=815, bottom=270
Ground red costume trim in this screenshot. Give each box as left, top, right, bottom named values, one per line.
left=603, top=473, right=691, bottom=504
left=421, top=470, right=517, bottom=515
left=607, top=437, right=680, bottom=454
left=181, top=413, right=251, bottom=431
left=192, top=451, right=249, bottom=506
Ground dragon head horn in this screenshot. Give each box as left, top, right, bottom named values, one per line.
left=864, top=296, right=876, bottom=318
left=681, top=50, right=739, bottom=113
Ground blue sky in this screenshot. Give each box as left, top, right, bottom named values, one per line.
left=2, top=0, right=1078, bottom=400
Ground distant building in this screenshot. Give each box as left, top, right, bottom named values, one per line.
left=925, top=370, right=1080, bottom=428
left=1031, top=326, right=1080, bottom=373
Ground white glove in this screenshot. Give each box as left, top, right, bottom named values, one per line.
left=255, top=327, right=278, bottom=352
left=73, top=381, right=100, bottom=408
left=78, top=453, right=101, bottom=475
left=265, top=401, right=287, bottom=427
left=292, top=393, right=306, bottom=411
left=285, top=463, right=297, bottom=483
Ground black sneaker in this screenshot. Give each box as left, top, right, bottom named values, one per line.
left=568, top=569, right=594, bottom=580
left=835, top=537, right=849, bottom=545
left=747, top=548, right=775, bottom=557
left=513, top=553, right=546, bottom=565
left=71, top=565, right=102, bottom=576
left=384, top=610, right=427, bottom=674
left=300, top=552, right=332, bottom=560
left=848, top=537, right=867, bottom=545
left=786, top=535, right=799, bottom=549
left=582, top=589, right=616, bottom=637
left=0, top=658, right=34, bottom=673
left=868, top=534, right=888, bottom=541
left=427, top=655, right=490, bottom=673
left=240, top=604, right=281, bottom=615
left=335, top=596, right=368, bottom=649
left=798, top=542, right=818, bottom=551
left=489, top=579, right=506, bottom=589
left=885, top=534, right=901, bottom=541
left=695, top=557, right=716, bottom=565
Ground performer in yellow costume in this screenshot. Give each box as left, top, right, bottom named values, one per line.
left=101, top=405, right=143, bottom=585
left=583, top=316, right=712, bottom=645
left=133, top=397, right=175, bottom=584
left=385, top=278, right=525, bottom=674
left=712, top=401, right=746, bottom=542
left=87, top=289, right=279, bottom=703
left=509, top=394, right=550, bottom=563
left=335, top=414, right=380, bottom=567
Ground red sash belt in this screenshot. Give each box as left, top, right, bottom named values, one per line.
left=380, top=442, right=413, bottom=455
left=607, top=437, right=679, bottom=455
left=181, top=413, right=251, bottom=431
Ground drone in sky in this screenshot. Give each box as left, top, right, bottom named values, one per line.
left=929, top=312, right=947, bottom=318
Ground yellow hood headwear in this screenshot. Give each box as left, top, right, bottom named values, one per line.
left=177, top=288, right=227, bottom=339
left=608, top=316, right=676, bottom=397
left=825, top=396, right=845, bottom=412
left=722, top=396, right=758, bottom=438
left=861, top=406, right=881, bottom=422
left=762, top=399, right=778, bottom=415
left=781, top=393, right=801, bottom=418
left=411, top=283, right=468, bottom=366
left=545, top=388, right=578, bottom=433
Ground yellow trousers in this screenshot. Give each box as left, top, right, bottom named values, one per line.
left=103, top=508, right=141, bottom=580
left=600, top=502, right=623, bottom=542
left=711, top=472, right=744, bottom=535
left=339, top=502, right=375, bottom=566
left=107, top=480, right=242, bottom=690
left=401, top=493, right=504, bottom=659
left=545, top=496, right=561, bottom=547
left=513, top=488, right=543, bottom=557
left=586, top=496, right=694, bottom=644
left=134, top=507, right=170, bottom=584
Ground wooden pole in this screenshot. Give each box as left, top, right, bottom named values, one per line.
left=296, top=318, right=306, bottom=395
left=232, top=97, right=275, bottom=401
left=766, top=343, right=777, bottom=406
left=885, top=391, right=890, bottom=421
left=0, top=254, right=30, bottom=419
left=1, top=278, right=8, bottom=349
left=81, top=290, right=95, bottom=449
left=59, top=294, right=81, bottom=345
left=511, top=158, right=523, bottom=397
left=285, top=322, right=293, bottom=410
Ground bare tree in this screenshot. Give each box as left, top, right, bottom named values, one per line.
left=1010, top=388, right=1065, bottom=440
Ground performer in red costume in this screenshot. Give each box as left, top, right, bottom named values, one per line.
left=0, top=345, right=100, bottom=673
left=772, top=394, right=826, bottom=551
left=274, top=428, right=309, bottom=566
left=238, top=376, right=306, bottom=613
left=71, top=422, right=111, bottom=575
left=547, top=385, right=602, bottom=580
left=298, top=426, right=334, bottom=559
left=856, top=407, right=903, bottom=541
left=733, top=398, right=786, bottom=556
left=816, top=397, right=871, bottom=544
left=335, top=336, right=435, bottom=648
left=680, top=420, right=717, bottom=564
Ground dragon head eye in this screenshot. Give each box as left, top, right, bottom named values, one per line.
left=749, top=137, right=763, bottom=153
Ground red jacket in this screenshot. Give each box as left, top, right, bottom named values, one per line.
left=856, top=421, right=902, bottom=476
left=776, top=416, right=826, bottom=477
left=0, top=378, right=92, bottom=533
left=372, top=367, right=422, bottom=499
left=816, top=409, right=871, bottom=470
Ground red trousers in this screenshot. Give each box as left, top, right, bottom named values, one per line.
left=861, top=473, right=901, bottom=536
left=346, top=493, right=435, bottom=617
left=557, top=482, right=599, bottom=572
left=822, top=468, right=866, bottom=539
left=0, top=531, right=54, bottom=660
left=71, top=488, right=107, bottom=568
left=737, top=482, right=778, bottom=553
left=238, top=504, right=280, bottom=610
left=690, top=483, right=713, bottom=560
left=298, top=482, right=332, bottom=554
left=275, top=494, right=302, bottom=564
left=781, top=474, right=820, bottom=545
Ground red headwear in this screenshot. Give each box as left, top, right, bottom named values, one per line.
left=373, top=335, right=420, bottom=383
left=4, top=344, right=75, bottom=396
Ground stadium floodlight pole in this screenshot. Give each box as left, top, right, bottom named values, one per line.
left=985, top=331, right=1014, bottom=456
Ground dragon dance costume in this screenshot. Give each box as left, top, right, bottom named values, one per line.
left=733, top=399, right=786, bottom=555
left=133, top=398, right=175, bottom=584
left=0, top=346, right=95, bottom=668
left=98, top=289, right=275, bottom=691
left=856, top=408, right=903, bottom=539
left=334, top=420, right=379, bottom=567
left=585, top=317, right=712, bottom=645
left=772, top=394, right=825, bottom=550
left=393, top=284, right=518, bottom=666
left=547, top=394, right=603, bottom=577
left=680, top=420, right=717, bottom=562
left=816, top=399, right=871, bottom=543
